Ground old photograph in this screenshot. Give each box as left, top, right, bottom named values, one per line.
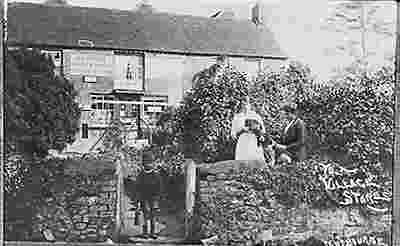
left=2, top=0, right=397, bottom=245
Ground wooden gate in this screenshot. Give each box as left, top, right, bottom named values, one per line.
left=184, top=160, right=197, bottom=239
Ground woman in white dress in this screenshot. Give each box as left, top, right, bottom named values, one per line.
left=231, top=97, right=266, bottom=162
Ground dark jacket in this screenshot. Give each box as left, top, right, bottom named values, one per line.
left=281, top=118, right=307, bottom=161
left=136, top=168, right=162, bottom=201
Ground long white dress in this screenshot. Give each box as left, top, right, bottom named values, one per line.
left=231, top=111, right=266, bottom=162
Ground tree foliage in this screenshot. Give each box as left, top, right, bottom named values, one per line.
left=166, top=63, right=250, bottom=163
left=5, top=48, right=81, bottom=157
left=250, top=61, right=315, bottom=141
left=298, top=67, right=393, bottom=171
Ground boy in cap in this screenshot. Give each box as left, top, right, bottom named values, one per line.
left=136, top=150, right=162, bottom=239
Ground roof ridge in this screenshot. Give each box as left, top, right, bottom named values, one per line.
left=10, top=2, right=256, bottom=25
left=8, top=2, right=287, bottom=58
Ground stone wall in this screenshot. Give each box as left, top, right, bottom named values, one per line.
left=195, top=160, right=391, bottom=246
left=31, top=169, right=117, bottom=242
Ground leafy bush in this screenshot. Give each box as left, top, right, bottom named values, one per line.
left=250, top=61, right=315, bottom=143
left=5, top=48, right=80, bottom=157
left=231, top=156, right=333, bottom=209
left=169, top=63, right=250, bottom=163
left=298, top=67, right=393, bottom=171
left=251, top=62, right=393, bottom=172
left=152, top=106, right=177, bottom=147
left=152, top=59, right=392, bottom=177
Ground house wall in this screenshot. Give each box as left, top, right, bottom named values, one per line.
left=145, top=53, right=218, bottom=105
left=145, top=54, right=284, bottom=105
left=41, top=47, right=285, bottom=153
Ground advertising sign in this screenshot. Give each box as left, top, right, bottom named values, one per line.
left=147, top=106, right=163, bottom=113
left=114, top=54, right=144, bottom=91
left=63, top=50, right=114, bottom=77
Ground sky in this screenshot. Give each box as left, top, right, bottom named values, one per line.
left=9, top=0, right=397, bottom=81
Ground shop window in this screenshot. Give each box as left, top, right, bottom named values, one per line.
left=90, top=94, right=115, bottom=110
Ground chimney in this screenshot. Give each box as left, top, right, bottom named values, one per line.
left=251, top=2, right=263, bottom=25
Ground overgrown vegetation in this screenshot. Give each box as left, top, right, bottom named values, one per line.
left=5, top=48, right=80, bottom=157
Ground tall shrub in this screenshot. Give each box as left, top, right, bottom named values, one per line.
left=5, top=48, right=81, bottom=157
left=250, top=61, right=315, bottom=141
left=172, top=63, right=250, bottom=163
left=298, top=67, right=393, bottom=171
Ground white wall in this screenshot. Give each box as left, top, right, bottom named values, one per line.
left=145, top=53, right=285, bottom=105
left=145, top=53, right=217, bottom=105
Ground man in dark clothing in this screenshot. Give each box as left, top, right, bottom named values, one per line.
left=136, top=150, right=162, bottom=239
left=273, top=103, right=307, bottom=163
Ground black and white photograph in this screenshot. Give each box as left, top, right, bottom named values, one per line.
left=2, top=0, right=399, bottom=245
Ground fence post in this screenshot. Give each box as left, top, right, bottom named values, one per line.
left=184, top=159, right=196, bottom=239
left=114, top=156, right=123, bottom=242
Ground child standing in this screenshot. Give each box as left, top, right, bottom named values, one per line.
left=136, top=150, right=162, bottom=239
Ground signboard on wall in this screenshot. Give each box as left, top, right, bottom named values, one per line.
left=114, top=54, right=144, bottom=91
left=63, top=50, right=114, bottom=77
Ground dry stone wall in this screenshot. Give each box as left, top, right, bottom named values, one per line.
left=32, top=172, right=117, bottom=242
left=195, top=160, right=391, bottom=246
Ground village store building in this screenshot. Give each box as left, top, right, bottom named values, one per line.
left=7, top=2, right=287, bottom=152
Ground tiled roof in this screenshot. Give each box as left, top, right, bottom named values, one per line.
left=8, top=2, right=286, bottom=58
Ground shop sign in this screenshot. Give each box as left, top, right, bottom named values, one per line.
left=114, top=54, right=143, bottom=91
left=319, top=163, right=391, bottom=213
left=147, top=106, right=163, bottom=113
left=63, top=50, right=114, bottom=77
